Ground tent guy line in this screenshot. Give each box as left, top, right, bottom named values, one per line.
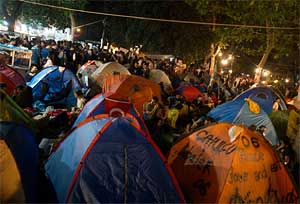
left=19, top=0, right=300, bottom=30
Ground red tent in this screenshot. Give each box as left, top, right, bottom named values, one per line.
left=176, top=85, right=203, bottom=102
left=0, top=65, right=26, bottom=96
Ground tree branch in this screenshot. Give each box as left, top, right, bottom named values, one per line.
left=1, top=0, right=9, bottom=18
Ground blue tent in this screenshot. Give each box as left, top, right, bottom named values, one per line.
left=206, top=99, right=245, bottom=122
left=45, top=114, right=185, bottom=203
left=208, top=100, right=278, bottom=144
left=234, top=86, right=287, bottom=114
left=0, top=121, right=39, bottom=203
left=27, top=66, right=81, bottom=107
left=73, top=93, right=148, bottom=133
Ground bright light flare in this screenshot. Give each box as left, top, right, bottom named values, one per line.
left=229, top=69, right=233, bottom=74
left=274, top=80, right=279, bottom=83
left=76, top=28, right=81, bottom=32
left=228, top=54, right=233, bottom=60
left=263, top=71, right=269, bottom=77
left=221, top=59, right=229, bottom=65
left=285, top=78, right=290, bottom=83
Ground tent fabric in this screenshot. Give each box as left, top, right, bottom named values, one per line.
left=45, top=114, right=185, bottom=203
left=268, top=110, right=289, bottom=141
left=168, top=123, right=298, bottom=204
left=183, top=72, right=200, bottom=83
left=0, top=140, right=25, bottom=203
left=103, top=74, right=161, bottom=115
left=208, top=99, right=278, bottom=144
left=233, top=102, right=278, bottom=144
left=234, top=86, right=287, bottom=114
left=91, top=62, right=130, bottom=87
left=72, top=93, right=148, bottom=134
left=77, top=60, right=102, bottom=77
left=149, top=69, right=172, bottom=90
left=0, top=121, right=39, bottom=203
left=176, top=85, right=203, bottom=102
left=0, top=90, right=34, bottom=127
left=0, top=64, right=26, bottom=96
left=76, top=60, right=102, bottom=95
left=27, top=66, right=81, bottom=107
left=208, top=100, right=246, bottom=122
left=287, top=110, right=300, bottom=162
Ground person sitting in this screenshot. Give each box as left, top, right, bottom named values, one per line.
left=74, top=90, right=86, bottom=110
left=184, top=113, right=202, bottom=135
left=25, top=65, right=39, bottom=82
left=272, top=98, right=280, bottom=112
left=13, top=85, right=33, bottom=108
left=0, top=83, right=8, bottom=93
left=143, top=96, right=159, bottom=121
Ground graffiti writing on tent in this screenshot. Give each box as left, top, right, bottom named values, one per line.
left=238, top=149, right=264, bottom=162
left=195, top=130, right=237, bottom=154
left=184, top=146, right=214, bottom=173
left=228, top=168, right=249, bottom=184
left=193, top=178, right=211, bottom=197
left=228, top=164, right=268, bottom=185
left=229, top=179, right=298, bottom=204
left=270, top=160, right=282, bottom=173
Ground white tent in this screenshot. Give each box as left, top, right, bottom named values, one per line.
left=149, top=69, right=172, bottom=91
left=183, top=72, right=200, bottom=83
left=91, top=62, right=130, bottom=87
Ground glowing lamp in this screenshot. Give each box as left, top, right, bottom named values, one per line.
left=221, top=59, right=229, bottom=65
left=263, top=71, right=269, bottom=77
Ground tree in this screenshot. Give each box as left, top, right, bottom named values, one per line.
left=22, top=0, right=86, bottom=40
left=0, top=0, right=86, bottom=40
left=187, top=0, right=300, bottom=82
left=101, top=0, right=212, bottom=62
left=0, top=0, right=23, bottom=32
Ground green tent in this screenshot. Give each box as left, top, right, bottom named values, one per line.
left=269, top=110, right=290, bottom=141
left=0, top=90, right=36, bottom=130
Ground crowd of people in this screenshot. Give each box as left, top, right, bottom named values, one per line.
left=1, top=34, right=299, bottom=192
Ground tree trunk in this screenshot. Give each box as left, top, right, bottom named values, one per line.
left=6, top=17, right=16, bottom=32
left=255, top=21, right=274, bottom=83
left=209, top=44, right=222, bottom=86
left=69, top=13, right=76, bottom=41
left=209, top=43, right=216, bottom=76
left=1, top=0, right=23, bottom=32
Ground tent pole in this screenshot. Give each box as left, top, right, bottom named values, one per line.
left=124, top=144, right=128, bottom=204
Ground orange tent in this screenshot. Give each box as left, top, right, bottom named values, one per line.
left=168, top=123, right=299, bottom=204
left=103, top=75, right=161, bottom=115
